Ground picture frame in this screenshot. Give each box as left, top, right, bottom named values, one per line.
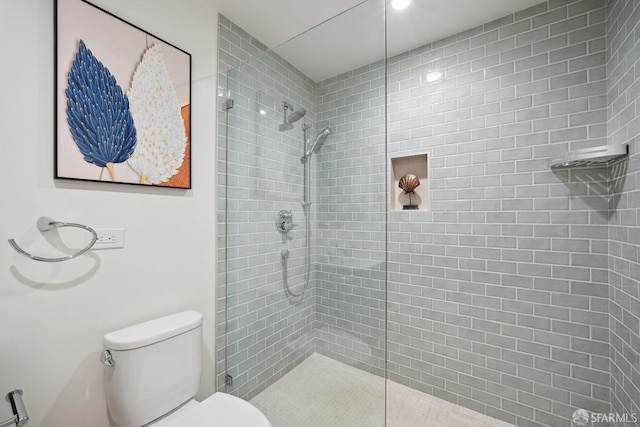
left=55, top=0, right=192, bottom=189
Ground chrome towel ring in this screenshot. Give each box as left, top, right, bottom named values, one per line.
left=8, top=217, right=98, bottom=262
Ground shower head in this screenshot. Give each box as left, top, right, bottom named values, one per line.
left=287, top=108, right=307, bottom=124
left=304, top=127, right=330, bottom=158
left=279, top=102, right=307, bottom=131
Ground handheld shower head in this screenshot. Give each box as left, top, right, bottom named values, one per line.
left=304, top=127, right=330, bottom=158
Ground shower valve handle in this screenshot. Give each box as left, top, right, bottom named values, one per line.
left=276, top=210, right=296, bottom=233
left=278, top=221, right=296, bottom=232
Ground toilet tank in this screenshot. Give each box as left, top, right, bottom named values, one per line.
left=103, top=310, right=203, bottom=427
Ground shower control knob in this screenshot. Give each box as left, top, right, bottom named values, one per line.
left=276, top=210, right=296, bottom=233
left=279, top=221, right=297, bottom=232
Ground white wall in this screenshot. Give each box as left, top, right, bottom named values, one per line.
left=0, top=1, right=219, bottom=426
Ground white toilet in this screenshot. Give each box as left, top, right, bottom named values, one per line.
left=102, top=310, right=271, bottom=427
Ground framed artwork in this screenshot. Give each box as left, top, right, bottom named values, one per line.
left=55, top=0, right=192, bottom=188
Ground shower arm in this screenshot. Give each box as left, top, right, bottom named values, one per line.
left=282, top=102, right=291, bottom=124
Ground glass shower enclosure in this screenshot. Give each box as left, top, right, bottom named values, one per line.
left=219, top=1, right=387, bottom=426
left=219, top=1, right=640, bottom=426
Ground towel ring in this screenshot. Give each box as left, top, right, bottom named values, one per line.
left=8, top=217, right=98, bottom=262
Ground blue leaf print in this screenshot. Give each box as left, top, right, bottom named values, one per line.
left=65, top=40, right=137, bottom=180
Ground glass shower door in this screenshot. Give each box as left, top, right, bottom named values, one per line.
left=224, top=59, right=318, bottom=399
left=222, top=1, right=387, bottom=426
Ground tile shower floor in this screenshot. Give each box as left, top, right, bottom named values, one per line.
left=250, top=353, right=514, bottom=427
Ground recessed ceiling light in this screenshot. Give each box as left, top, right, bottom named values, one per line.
left=391, top=0, right=411, bottom=10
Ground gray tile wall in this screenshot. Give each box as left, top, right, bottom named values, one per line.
left=383, top=1, right=612, bottom=426
left=314, top=61, right=388, bottom=376
left=606, top=0, right=640, bottom=423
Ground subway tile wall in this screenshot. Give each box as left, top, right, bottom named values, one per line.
left=606, top=0, right=640, bottom=424
left=314, top=59, right=388, bottom=376
left=383, top=0, right=611, bottom=425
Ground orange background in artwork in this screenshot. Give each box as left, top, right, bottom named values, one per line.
left=160, top=104, right=191, bottom=188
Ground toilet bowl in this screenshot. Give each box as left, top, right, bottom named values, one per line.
left=153, top=393, right=270, bottom=426
left=101, top=310, right=271, bottom=427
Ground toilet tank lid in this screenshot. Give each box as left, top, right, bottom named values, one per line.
left=104, top=310, right=203, bottom=351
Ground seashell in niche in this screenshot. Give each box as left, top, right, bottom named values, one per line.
left=399, top=174, right=420, bottom=193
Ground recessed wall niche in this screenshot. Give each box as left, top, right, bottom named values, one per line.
left=390, top=153, right=428, bottom=211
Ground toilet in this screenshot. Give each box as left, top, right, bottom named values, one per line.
left=101, top=310, right=271, bottom=427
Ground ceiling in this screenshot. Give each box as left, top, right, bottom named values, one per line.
left=216, top=0, right=545, bottom=82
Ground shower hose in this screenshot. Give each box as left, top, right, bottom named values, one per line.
left=282, top=206, right=311, bottom=297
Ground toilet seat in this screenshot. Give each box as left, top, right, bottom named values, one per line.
left=152, top=392, right=271, bottom=427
